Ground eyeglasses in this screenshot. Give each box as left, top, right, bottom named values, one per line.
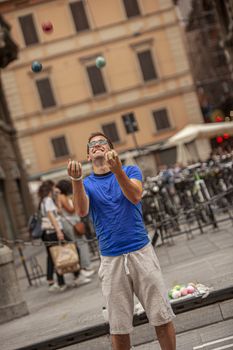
left=88, top=139, right=108, bottom=149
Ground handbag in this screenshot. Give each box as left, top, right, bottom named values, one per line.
left=49, top=243, right=80, bottom=275
left=73, top=221, right=86, bottom=236
left=28, top=211, right=43, bottom=239
left=61, top=213, right=86, bottom=236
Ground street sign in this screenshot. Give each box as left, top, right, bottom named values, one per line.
left=122, top=113, right=139, bottom=134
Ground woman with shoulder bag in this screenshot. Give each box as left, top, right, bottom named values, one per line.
left=56, top=179, right=95, bottom=280
left=38, top=180, right=87, bottom=292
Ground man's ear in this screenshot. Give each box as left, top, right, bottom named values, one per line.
left=87, top=154, right=91, bottom=162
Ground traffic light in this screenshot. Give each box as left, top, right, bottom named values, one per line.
left=122, top=113, right=138, bottom=134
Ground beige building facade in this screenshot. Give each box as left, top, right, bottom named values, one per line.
left=0, top=0, right=204, bottom=180
left=0, top=14, right=33, bottom=241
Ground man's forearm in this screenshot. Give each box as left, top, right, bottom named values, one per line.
left=115, top=169, right=142, bottom=204
left=72, top=180, right=89, bottom=217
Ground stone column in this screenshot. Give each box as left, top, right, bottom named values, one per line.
left=0, top=245, right=29, bottom=324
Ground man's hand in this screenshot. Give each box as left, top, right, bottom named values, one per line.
left=67, top=159, right=89, bottom=217
left=105, top=150, right=122, bottom=174
left=67, top=159, right=82, bottom=179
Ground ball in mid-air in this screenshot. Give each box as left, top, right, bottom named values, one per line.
left=31, top=61, right=42, bottom=73
left=42, top=21, right=53, bottom=33
left=95, top=56, right=106, bottom=69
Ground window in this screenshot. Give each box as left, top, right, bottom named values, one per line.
left=153, top=109, right=171, bottom=131
left=137, top=50, right=157, bottom=82
left=36, top=78, right=56, bottom=109
left=86, top=65, right=107, bottom=95
left=70, top=1, right=90, bottom=32
left=51, top=136, right=69, bottom=158
left=102, top=123, right=120, bottom=143
left=123, top=0, right=140, bottom=18
left=19, top=14, right=39, bottom=46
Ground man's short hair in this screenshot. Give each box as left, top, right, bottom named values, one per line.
left=87, top=132, right=114, bottom=154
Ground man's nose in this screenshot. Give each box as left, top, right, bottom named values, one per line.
left=93, top=143, right=102, bottom=149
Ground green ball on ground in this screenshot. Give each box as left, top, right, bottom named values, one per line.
left=168, top=290, right=173, bottom=299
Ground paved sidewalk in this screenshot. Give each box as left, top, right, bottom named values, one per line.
left=1, top=218, right=233, bottom=350
left=134, top=319, right=233, bottom=350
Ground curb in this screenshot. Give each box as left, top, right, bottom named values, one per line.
left=16, top=286, right=233, bottom=350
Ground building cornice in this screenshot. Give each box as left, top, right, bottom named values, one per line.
left=4, top=9, right=178, bottom=69
left=18, top=83, right=195, bottom=138
left=0, top=0, right=55, bottom=13
left=13, top=69, right=191, bottom=121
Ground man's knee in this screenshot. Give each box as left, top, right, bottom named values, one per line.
left=111, top=334, right=130, bottom=350
left=155, top=321, right=174, bottom=334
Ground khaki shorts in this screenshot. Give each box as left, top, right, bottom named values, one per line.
left=98, top=243, right=175, bottom=334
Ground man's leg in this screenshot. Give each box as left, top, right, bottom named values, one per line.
left=155, top=321, right=176, bottom=350
left=112, top=334, right=130, bottom=350
left=99, top=255, right=134, bottom=349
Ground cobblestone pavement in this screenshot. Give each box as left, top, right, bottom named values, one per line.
left=1, top=217, right=233, bottom=350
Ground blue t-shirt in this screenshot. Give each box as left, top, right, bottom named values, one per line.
left=83, top=165, right=149, bottom=256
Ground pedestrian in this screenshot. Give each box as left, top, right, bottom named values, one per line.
left=38, top=180, right=89, bottom=292
left=67, top=132, right=176, bottom=350
left=38, top=180, right=67, bottom=292
left=56, top=179, right=95, bottom=279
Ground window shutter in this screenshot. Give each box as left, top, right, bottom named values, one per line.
left=36, top=78, right=56, bottom=109
left=19, top=14, right=39, bottom=46
left=86, top=65, right=106, bottom=95
left=137, top=50, right=157, bottom=81
left=123, top=0, right=140, bottom=18
left=70, top=1, right=90, bottom=32
left=153, top=109, right=171, bottom=131
left=51, top=136, right=69, bottom=158
left=102, top=123, right=120, bottom=143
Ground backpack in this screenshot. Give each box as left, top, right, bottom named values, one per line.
left=28, top=211, right=43, bottom=239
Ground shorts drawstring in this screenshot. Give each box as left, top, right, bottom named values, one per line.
left=123, top=253, right=130, bottom=275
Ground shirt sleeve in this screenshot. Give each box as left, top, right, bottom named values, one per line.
left=125, top=166, right=143, bottom=181
left=43, top=197, right=57, bottom=212
left=83, top=179, right=90, bottom=197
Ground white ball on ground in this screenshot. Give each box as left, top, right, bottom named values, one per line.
left=172, top=290, right=181, bottom=299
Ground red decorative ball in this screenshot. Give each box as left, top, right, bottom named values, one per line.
left=215, top=116, right=223, bottom=122
left=41, top=21, right=53, bottom=33
left=223, top=133, right=230, bottom=139
left=216, top=136, right=223, bottom=144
